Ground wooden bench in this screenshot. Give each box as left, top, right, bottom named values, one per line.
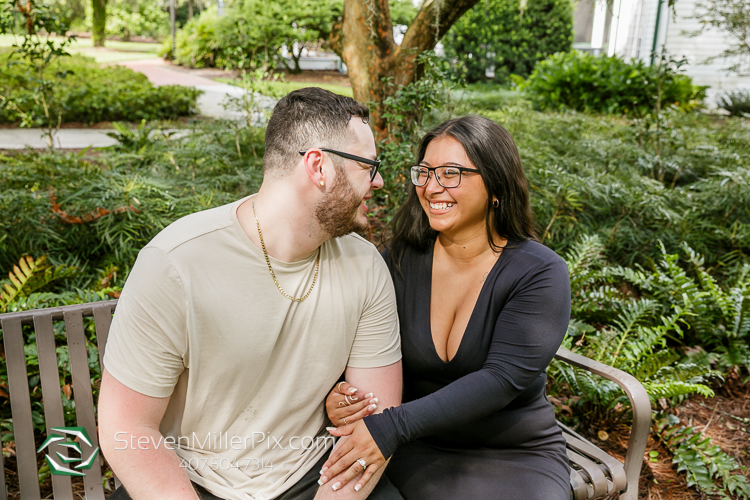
left=0, top=300, right=651, bottom=499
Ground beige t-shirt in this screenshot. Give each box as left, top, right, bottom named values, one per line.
left=103, top=195, right=401, bottom=500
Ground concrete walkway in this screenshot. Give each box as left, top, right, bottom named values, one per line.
left=0, top=129, right=119, bottom=150
left=0, top=58, right=275, bottom=149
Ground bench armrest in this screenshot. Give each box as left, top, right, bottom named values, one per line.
left=554, top=347, right=651, bottom=500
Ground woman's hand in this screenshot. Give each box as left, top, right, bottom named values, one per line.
left=319, top=420, right=385, bottom=492
left=325, top=380, right=379, bottom=430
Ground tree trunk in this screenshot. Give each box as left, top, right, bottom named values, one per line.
left=92, top=0, right=106, bottom=47
left=331, top=0, right=480, bottom=142
left=188, top=0, right=193, bottom=20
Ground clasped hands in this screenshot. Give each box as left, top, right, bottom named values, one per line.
left=319, top=381, right=385, bottom=493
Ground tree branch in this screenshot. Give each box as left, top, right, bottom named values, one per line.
left=397, top=0, right=479, bottom=58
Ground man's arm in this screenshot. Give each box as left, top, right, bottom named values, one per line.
left=314, top=360, right=402, bottom=499
left=98, top=368, right=198, bottom=500
left=343, top=361, right=402, bottom=415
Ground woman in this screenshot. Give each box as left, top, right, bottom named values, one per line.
left=320, top=115, right=571, bottom=499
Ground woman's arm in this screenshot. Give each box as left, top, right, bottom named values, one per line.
left=321, top=253, right=571, bottom=487
left=365, top=256, right=571, bottom=457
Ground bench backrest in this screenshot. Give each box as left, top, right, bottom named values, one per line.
left=1, top=300, right=117, bottom=500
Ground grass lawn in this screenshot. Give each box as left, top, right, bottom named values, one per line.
left=0, top=34, right=160, bottom=63
left=215, top=77, right=353, bottom=97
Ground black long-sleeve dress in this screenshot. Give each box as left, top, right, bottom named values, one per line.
left=363, top=239, right=572, bottom=500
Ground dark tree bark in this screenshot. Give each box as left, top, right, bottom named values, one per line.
left=91, top=0, right=106, bottom=47
left=330, top=0, right=480, bottom=142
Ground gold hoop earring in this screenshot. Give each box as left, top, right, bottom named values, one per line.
left=492, top=199, right=499, bottom=208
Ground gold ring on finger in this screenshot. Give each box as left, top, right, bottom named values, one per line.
left=338, top=401, right=346, bottom=407
left=343, top=417, right=348, bottom=425
left=337, top=381, right=346, bottom=392
left=344, top=395, right=355, bottom=406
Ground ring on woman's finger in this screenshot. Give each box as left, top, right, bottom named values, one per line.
left=336, top=381, right=346, bottom=392
left=356, top=458, right=368, bottom=470
left=338, top=401, right=346, bottom=407
left=344, top=395, right=356, bottom=406
left=343, top=417, right=348, bottom=425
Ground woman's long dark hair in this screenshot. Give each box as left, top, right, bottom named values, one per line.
left=390, top=115, right=538, bottom=270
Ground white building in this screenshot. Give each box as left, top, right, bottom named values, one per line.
left=573, top=0, right=750, bottom=104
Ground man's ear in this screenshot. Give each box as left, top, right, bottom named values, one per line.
left=301, top=149, right=326, bottom=188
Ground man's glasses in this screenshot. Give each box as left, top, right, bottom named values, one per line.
left=410, top=165, right=480, bottom=188
left=299, top=149, right=382, bottom=181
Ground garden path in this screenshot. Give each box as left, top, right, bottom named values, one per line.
left=116, top=58, right=270, bottom=120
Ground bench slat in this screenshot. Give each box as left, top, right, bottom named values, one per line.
left=34, top=315, right=75, bottom=500
left=92, top=306, right=112, bottom=370
left=0, top=423, right=4, bottom=500
left=64, top=310, right=105, bottom=500
left=561, top=425, right=627, bottom=492
left=1, top=317, right=42, bottom=500
left=569, top=468, right=589, bottom=500
left=567, top=449, right=610, bottom=498
left=93, top=303, right=122, bottom=493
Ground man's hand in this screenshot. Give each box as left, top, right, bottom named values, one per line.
left=98, top=368, right=198, bottom=500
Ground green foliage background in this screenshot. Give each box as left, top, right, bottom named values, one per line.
left=1, top=45, right=750, bottom=496
left=442, top=0, right=573, bottom=83
left=165, top=0, right=341, bottom=71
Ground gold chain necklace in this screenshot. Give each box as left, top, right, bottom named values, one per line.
left=252, top=198, right=320, bottom=302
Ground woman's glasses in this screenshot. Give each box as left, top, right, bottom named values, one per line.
left=410, top=165, right=480, bottom=188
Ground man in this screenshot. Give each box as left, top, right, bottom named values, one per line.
left=98, top=88, right=403, bottom=500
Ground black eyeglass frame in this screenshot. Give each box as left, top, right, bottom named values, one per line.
left=299, top=148, right=382, bottom=181
left=410, top=165, right=481, bottom=188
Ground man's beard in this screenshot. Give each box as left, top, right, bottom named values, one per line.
left=314, top=172, right=368, bottom=239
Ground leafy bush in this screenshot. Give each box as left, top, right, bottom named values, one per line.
left=442, top=0, right=573, bottom=83
left=522, top=51, right=707, bottom=115
left=0, top=51, right=201, bottom=125
left=0, top=120, right=265, bottom=280
left=716, top=89, right=750, bottom=117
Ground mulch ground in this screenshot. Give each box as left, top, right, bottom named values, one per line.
left=588, top=369, right=750, bottom=500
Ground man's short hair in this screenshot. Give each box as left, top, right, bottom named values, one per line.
left=263, top=87, right=370, bottom=177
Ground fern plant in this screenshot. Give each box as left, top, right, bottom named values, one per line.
left=627, top=243, right=750, bottom=373
left=655, top=414, right=750, bottom=499
left=549, top=235, right=717, bottom=426
left=0, top=255, right=77, bottom=313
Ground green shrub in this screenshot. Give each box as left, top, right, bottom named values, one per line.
left=163, top=7, right=225, bottom=68
left=716, top=89, right=750, bottom=117
left=522, top=51, right=707, bottom=115
left=0, top=51, right=201, bottom=125
left=442, top=0, right=573, bottom=83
